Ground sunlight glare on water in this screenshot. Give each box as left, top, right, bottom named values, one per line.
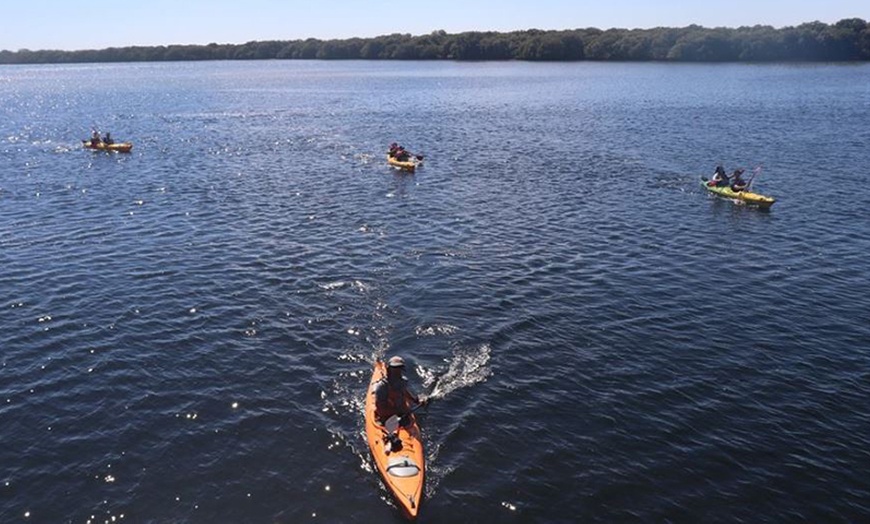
left=1, top=60, right=869, bottom=522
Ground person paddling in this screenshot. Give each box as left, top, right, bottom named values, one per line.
left=388, top=143, right=423, bottom=162
left=710, top=165, right=729, bottom=187
left=373, top=356, right=426, bottom=425
left=389, top=143, right=411, bottom=162
left=730, top=168, right=747, bottom=192
left=90, top=130, right=102, bottom=145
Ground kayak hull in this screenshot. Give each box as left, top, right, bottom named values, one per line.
left=364, top=361, right=425, bottom=520
left=700, top=177, right=775, bottom=208
left=387, top=154, right=420, bottom=172
left=83, top=140, right=133, bottom=153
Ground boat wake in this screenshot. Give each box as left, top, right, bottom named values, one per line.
left=419, top=344, right=492, bottom=400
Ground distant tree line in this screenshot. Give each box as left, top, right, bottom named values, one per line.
left=2, top=19, right=870, bottom=64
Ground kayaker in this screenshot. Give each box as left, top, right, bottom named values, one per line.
left=711, top=165, right=729, bottom=187
left=388, top=143, right=411, bottom=161
left=103, top=132, right=114, bottom=145
left=90, top=130, right=102, bottom=145
left=730, top=168, right=747, bottom=192
left=374, top=356, right=426, bottom=425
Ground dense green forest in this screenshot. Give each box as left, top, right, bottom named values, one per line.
left=2, top=19, right=869, bottom=64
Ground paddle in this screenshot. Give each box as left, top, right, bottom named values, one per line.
left=745, top=166, right=762, bottom=191
left=382, top=401, right=426, bottom=452
left=384, top=398, right=426, bottom=432
left=399, top=152, right=424, bottom=162
left=384, top=414, right=401, bottom=435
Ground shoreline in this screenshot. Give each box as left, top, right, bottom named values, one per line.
left=3, top=19, right=869, bottom=64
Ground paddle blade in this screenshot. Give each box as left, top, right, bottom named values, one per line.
left=385, top=415, right=400, bottom=434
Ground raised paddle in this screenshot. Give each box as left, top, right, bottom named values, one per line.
left=745, top=166, right=762, bottom=191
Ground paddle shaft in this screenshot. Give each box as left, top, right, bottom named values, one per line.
left=746, top=166, right=762, bottom=190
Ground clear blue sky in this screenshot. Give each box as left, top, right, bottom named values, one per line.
left=2, top=0, right=867, bottom=51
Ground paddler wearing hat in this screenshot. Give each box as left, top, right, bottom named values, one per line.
left=373, top=356, right=427, bottom=425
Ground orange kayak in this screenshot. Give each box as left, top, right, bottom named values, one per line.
left=364, top=360, right=425, bottom=519
left=82, top=140, right=133, bottom=153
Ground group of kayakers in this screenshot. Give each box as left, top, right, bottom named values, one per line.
left=90, top=129, right=115, bottom=145
left=388, top=142, right=412, bottom=162
left=708, top=165, right=748, bottom=192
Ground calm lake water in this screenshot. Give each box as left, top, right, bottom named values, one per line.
left=2, top=60, right=870, bottom=523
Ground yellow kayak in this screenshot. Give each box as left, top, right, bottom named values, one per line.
left=701, top=177, right=775, bottom=208
left=364, top=360, right=425, bottom=519
left=387, top=154, right=420, bottom=172
left=83, top=140, right=133, bottom=153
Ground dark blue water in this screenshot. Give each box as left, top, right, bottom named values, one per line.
left=2, top=61, right=870, bottom=523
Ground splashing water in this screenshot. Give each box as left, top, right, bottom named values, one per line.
left=420, top=344, right=492, bottom=400
left=414, top=324, right=459, bottom=337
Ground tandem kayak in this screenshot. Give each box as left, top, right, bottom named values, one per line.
left=700, top=177, right=775, bottom=208
left=82, top=140, right=133, bottom=153
left=364, top=360, right=425, bottom=519
left=387, top=154, right=421, bottom=172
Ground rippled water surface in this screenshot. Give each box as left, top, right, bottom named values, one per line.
left=2, top=61, right=870, bottom=523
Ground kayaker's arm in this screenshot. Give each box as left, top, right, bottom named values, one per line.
left=405, top=388, right=429, bottom=408
left=417, top=394, right=428, bottom=407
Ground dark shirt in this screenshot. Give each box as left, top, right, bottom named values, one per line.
left=374, top=372, right=415, bottom=422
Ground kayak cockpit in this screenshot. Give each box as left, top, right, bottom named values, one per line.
left=387, top=457, right=421, bottom=478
